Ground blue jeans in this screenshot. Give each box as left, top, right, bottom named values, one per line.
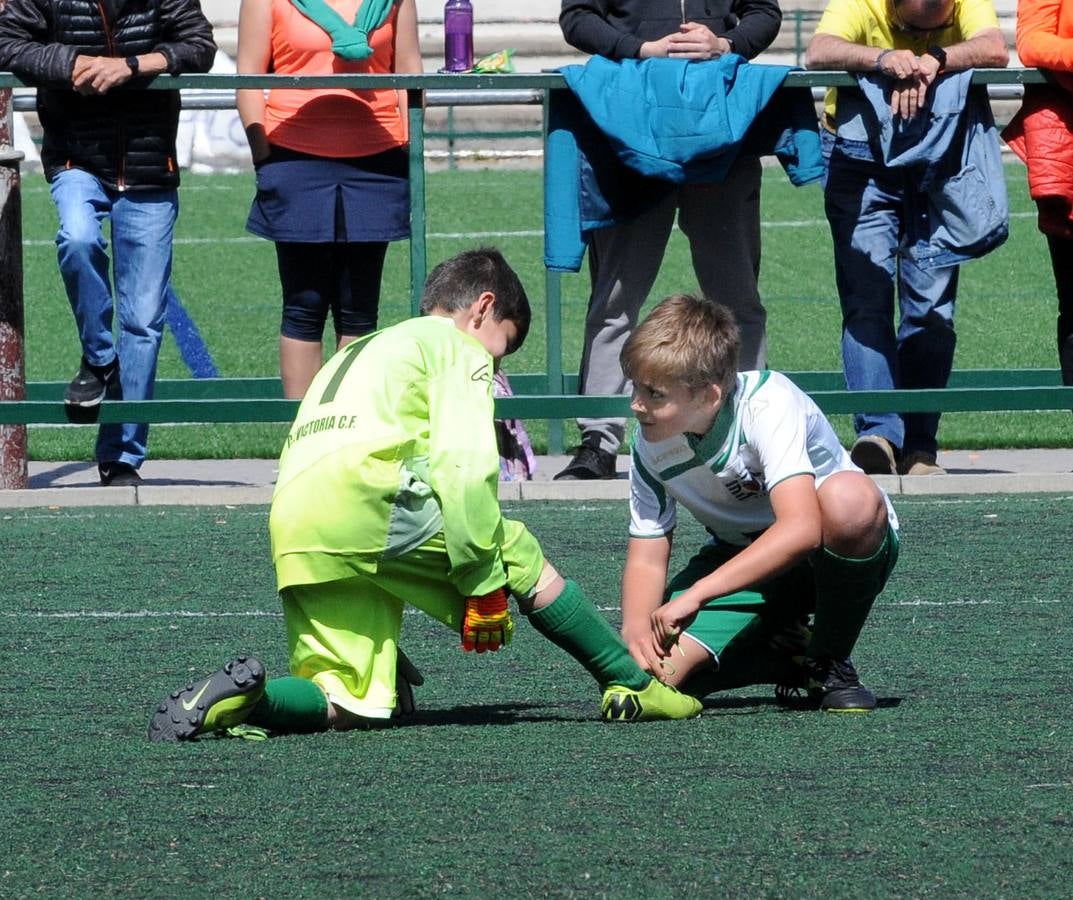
left=50, top=168, right=177, bottom=468
left=822, top=133, right=958, bottom=457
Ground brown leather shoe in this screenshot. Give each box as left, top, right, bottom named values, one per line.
left=850, top=435, right=898, bottom=475
left=899, top=451, right=945, bottom=476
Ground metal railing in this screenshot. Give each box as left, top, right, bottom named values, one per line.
left=1, top=368, right=1066, bottom=427
left=1, top=69, right=1070, bottom=485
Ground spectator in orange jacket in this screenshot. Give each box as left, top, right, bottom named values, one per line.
left=1008, top=0, right=1073, bottom=385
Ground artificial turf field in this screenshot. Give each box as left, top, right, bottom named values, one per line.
left=3, top=494, right=1071, bottom=897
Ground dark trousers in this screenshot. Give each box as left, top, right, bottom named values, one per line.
left=1047, top=234, right=1073, bottom=386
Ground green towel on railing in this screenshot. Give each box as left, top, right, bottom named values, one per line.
left=290, top=0, right=396, bottom=60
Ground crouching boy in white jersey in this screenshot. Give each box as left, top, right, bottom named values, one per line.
left=147, top=249, right=702, bottom=741
left=621, top=294, right=899, bottom=711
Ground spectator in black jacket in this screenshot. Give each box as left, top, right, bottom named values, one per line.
left=0, top=0, right=215, bottom=485
left=555, top=0, right=781, bottom=480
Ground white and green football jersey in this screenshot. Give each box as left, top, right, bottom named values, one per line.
left=629, top=370, right=898, bottom=546
left=270, top=315, right=508, bottom=596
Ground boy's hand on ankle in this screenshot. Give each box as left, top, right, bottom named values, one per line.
left=622, top=624, right=667, bottom=679
left=461, top=588, right=513, bottom=653
left=651, top=596, right=700, bottom=657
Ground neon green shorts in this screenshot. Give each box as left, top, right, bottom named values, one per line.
left=280, top=519, right=544, bottom=717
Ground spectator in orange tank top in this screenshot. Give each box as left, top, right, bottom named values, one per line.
left=237, top=0, right=422, bottom=397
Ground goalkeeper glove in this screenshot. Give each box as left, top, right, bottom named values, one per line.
left=461, top=587, right=513, bottom=653
left=394, top=647, right=424, bottom=717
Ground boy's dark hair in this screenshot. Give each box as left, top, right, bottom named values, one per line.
left=420, top=247, right=531, bottom=352
left=621, top=293, right=741, bottom=397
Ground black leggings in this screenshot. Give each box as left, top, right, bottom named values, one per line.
left=276, top=240, right=388, bottom=342
left=1046, top=234, right=1073, bottom=386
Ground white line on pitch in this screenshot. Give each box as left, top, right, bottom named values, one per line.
left=4, top=597, right=1056, bottom=621
left=5, top=606, right=625, bottom=619
left=6, top=599, right=1055, bottom=631
left=886, top=597, right=1059, bottom=607
left=898, top=494, right=1073, bottom=506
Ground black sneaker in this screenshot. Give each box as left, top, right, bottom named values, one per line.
left=148, top=656, right=267, bottom=742
left=806, top=657, right=876, bottom=712
left=99, top=462, right=142, bottom=486
left=554, top=433, right=617, bottom=480
left=64, top=357, right=118, bottom=409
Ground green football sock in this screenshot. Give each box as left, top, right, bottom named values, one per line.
left=526, top=579, right=649, bottom=691
left=809, top=528, right=897, bottom=660
left=246, top=676, right=329, bottom=734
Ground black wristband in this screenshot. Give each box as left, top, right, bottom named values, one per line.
left=126, top=55, right=140, bottom=76
left=926, top=45, right=947, bottom=72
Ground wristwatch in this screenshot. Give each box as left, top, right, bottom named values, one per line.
left=126, top=55, right=140, bottom=76
left=926, top=45, right=947, bottom=72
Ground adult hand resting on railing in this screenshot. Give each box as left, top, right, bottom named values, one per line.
left=804, top=0, right=1009, bottom=477
left=640, top=22, right=734, bottom=59
left=70, top=52, right=166, bottom=95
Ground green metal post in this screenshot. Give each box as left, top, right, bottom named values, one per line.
left=408, top=88, right=427, bottom=316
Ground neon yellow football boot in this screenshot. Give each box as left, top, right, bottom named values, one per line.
left=601, top=678, right=703, bottom=722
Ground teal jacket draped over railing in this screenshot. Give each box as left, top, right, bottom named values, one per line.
left=544, top=55, right=824, bottom=272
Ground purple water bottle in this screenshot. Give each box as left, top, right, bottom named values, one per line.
left=443, top=0, right=473, bottom=73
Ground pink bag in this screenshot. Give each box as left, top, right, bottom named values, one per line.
left=493, top=371, right=536, bottom=481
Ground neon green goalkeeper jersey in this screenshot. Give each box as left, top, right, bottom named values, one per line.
left=270, top=315, right=506, bottom=596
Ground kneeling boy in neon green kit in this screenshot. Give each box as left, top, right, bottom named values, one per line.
left=147, top=248, right=701, bottom=740
left=619, top=294, right=899, bottom=711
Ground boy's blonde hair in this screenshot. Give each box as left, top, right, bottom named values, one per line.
left=621, top=294, right=740, bottom=396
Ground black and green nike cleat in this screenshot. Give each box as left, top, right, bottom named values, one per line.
left=148, top=656, right=266, bottom=742
left=776, top=656, right=876, bottom=713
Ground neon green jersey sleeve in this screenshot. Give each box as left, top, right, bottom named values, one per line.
left=270, top=315, right=506, bottom=595
left=425, top=340, right=508, bottom=596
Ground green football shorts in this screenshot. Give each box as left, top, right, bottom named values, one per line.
left=668, top=527, right=899, bottom=680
